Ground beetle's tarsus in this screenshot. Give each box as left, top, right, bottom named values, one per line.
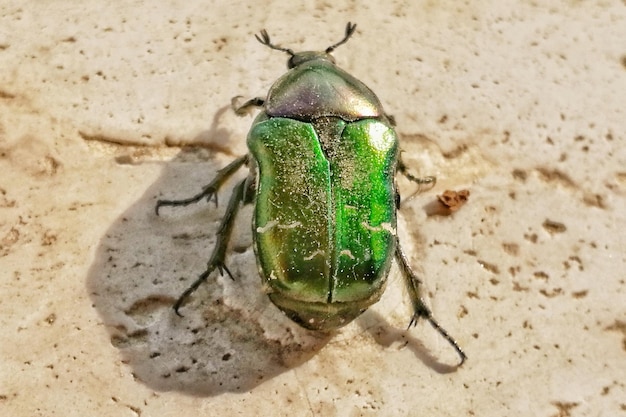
left=155, top=155, right=249, bottom=215
left=407, top=304, right=467, bottom=366
left=173, top=260, right=231, bottom=316
left=397, top=156, right=437, bottom=192
left=426, top=317, right=467, bottom=366
left=396, top=244, right=466, bottom=366
left=155, top=186, right=217, bottom=215
left=219, top=264, right=235, bottom=281
left=173, top=266, right=214, bottom=316
left=232, top=96, right=265, bottom=116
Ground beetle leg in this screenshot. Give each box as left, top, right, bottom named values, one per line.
left=397, top=156, right=437, bottom=192
left=173, top=178, right=247, bottom=316
left=155, top=155, right=248, bottom=215
left=231, top=96, right=265, bottom=116
left=395, top=243, right=467, bottom=366
left=242, top=166, right=257, bottom=205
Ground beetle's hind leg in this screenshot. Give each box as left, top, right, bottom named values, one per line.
left=172, top=177, right=248, bottom=316
left=395, top=243, right=467, bottom=366
left=155, top=155, right=249, bottom=215
left=231, top=96, right=265, bottom=116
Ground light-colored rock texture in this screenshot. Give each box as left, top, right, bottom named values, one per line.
left=1, top=1, right=624, bottom=416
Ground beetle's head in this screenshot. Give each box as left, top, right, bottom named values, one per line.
left=287, top=51, right=335, bottom=68
left=255, top=22, right=357, bottom=69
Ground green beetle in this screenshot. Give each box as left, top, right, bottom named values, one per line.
left=157, top=23, right=466, bottom=365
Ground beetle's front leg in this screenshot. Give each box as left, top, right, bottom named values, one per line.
left=395, top=242, right=467, bottom=366
left=231, top=96, right=265, bottom=116
left=155, top=155, right=249, bottom=215
left=172, top=177, right=248, bottom=316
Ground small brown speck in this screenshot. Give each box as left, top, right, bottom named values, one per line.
left=582, top=193, right=606, bottom=209
left=536, top=168, right=576, bottom=187
left=502, top=242, right=519, bottom=256
left=41, top=230, right=57, bottom=246
left=512, top=169, right=527, bottom=181
left=478, top=260, right=499, bottom=274
left=604, top=320, right=626, bottom=352
left=0, top=89, right=16, bottom=99
left=543, top=219, right=566, bottom=234
left=524, top=233, right=538, bottom=243
left=509, top=265, right=521, bottom=277
left=540, top=287, right=562, bottom=298
left=551, top=401, right=579, bottom=417
left=44, top=313, right=56, bottom=325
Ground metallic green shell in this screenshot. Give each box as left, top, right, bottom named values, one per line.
left=247, top=114, right=398, bottom=329
left=265, top=58, right=384, bottom=122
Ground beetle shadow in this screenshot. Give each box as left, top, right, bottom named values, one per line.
left=86, top=109, right=331, bottom=396
left=356, top=310, right=463, bottom=374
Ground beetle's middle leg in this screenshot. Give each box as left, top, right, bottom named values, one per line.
left=172, top=177, right=248, bottom=316
left=397, top=156, right=436, bottom=192
left=155, top=154, right=254, bottom=315
left=395, top=243, right=467, bottom=366
left=155, top=155, right=249, bottom=215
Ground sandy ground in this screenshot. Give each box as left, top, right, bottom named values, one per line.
left=1, top=1, right=625, bottom=416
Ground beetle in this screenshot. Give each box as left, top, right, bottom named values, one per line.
left=156, top=23, right=466, bottom=365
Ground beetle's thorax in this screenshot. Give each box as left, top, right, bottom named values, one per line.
left=288, top=51, right=336, bottom=68
left=265, top=56, right=385, bottom=123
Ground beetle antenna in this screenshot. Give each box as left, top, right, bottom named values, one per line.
left=325, top=22, right=357, bottom=54
left=255, top=29, right=295, bottom=57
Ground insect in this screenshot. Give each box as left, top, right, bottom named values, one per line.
left=156, top=23, right=466, bottom=365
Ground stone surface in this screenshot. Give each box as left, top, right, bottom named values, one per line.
left=1, top=1, right=625, bottom=416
